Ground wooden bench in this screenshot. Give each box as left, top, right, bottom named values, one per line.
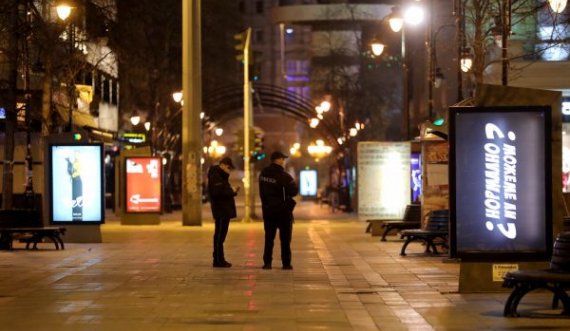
left=502, top=232, right=570, bottom=317
left=365, top=204, right=422, bottom=241
left=399, top=209, right=449, bottom=256
left=0, top=209, right=66, bottom=250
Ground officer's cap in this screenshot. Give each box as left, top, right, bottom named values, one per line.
left=270, top=151, right=288, bottom=161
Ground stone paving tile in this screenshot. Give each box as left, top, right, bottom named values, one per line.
left=0, top=207, right=569, bottom=330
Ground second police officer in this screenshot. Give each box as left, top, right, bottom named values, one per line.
left=258, top=151, right=298, bottom=270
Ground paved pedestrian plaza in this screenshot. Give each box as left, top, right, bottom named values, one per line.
left=0, top=202, right=568, bottom=330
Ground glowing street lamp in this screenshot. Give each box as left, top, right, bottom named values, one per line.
left=130, top=113, right=141, bottom=126
left=307, top=140, right=332, bottom=160
left=404, top=5, right=425, bottom=26
left=349, top=128, right=358, bottom=137
left=389, top=8, right=404, bottom=33
left=56, top=3, right=72, bottom=21
left=320, top=100, right=331, bottom=112
left=309, top=117, right=320, bottom=128
left=370, top=37, right=385, bottom=56
left=549, top=0, right=567, bottom=13
left=172, top=91, right=183, bottom=103
left=207, top=140, right=226, bottom=159
left=460, top=49, right=473, bottom=72
left=289, top=142, right=302, bottom=158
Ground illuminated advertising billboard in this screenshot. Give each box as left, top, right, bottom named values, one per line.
left=125, top=157, right=162, bottom=213
left=449, top=106, right=552, bottom=261
left=300, top=170, right=318, bottom=197
left=411, top=153, right=422, bottom=203
left=49, top=143, right=104, bottom=224
left=358, top=142, right=411, bottom=219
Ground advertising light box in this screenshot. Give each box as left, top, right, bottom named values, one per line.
left=358, top=142, right=411, bottom=219
left=125, top=157, right=162, bottom=213
left=300, top=170, right=318, bottom=197
left=449, top=106, right=552, bottom=261
left=411, top=153, right=422, bottom=203
left=49, top=143, right=104, bottom=224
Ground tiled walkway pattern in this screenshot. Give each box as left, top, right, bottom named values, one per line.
left=0, top=210, right=568, bottom=330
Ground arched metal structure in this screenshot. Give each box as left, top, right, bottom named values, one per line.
left=156, top=84, right=341, bottom=152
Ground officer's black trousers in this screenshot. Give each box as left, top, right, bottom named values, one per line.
left=213, top=217, right=230, bottom=264
left=263, top=213, right=293, bottom=266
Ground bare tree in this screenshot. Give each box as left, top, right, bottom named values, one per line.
left=463, top=0, right=569, bottom=84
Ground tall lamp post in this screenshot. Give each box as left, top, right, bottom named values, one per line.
left=370, top=5, right=424, bottom=140
left=182, top=0, right=203, bottom=226
left=56, top=2, right=75, bottom=132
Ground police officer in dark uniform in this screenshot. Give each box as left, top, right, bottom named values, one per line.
left=259, top=151, right=298, bottom=270
left=208, top=157, right=240, bottom=268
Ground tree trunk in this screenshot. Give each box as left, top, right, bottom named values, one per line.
left=2, top=0, right=19, bottom=210
left=41, top=57, right=53, bottom=136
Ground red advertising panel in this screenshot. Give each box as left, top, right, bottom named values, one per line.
left=125, top=157, right=162, bottom=213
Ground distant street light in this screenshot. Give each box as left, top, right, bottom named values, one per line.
left=172, top=91, right=183, bottom=103
left=388, top=8, right=404, bottom=33
left=549, top=0, right=567, bottom=13
left=309, top=117, right=319, bottom=128
left=207, top=140, right=226, bottom=159
left=308, top=139, right=332, bottom=160
left=349, top=128, right=358, bottom=137
left=404, top=5, right=425, bottom=26
left=130, top=113, right=141, bottom=126
left=56, top=4, right=72, bottom=21
left=370, top=37, right=385, bottom=56
left=460, top=50, right=473, bottom=72
left=320, top=100, right=331, bottom=112
left=214, top=127, right=224, bottom=136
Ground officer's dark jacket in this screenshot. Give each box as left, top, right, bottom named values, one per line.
left=259, top=163, right=298, bottom=216
left=208, top=165, right=237, bottom=220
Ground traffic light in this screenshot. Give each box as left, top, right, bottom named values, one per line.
left=234, top=28, right=251, bottom=63
left=251, top=151, right=266, bottom=162
left=234, top=31, right=246, bottom=62
left=253, top=128, right=264, bottom=152
left=233, top=128, right=265, bottom=160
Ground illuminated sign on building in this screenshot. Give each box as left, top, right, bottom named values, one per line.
left=411, top=153, right=422, bottom=203
left=299, top=170, right=318, bottom=197
left=357, top=142, right=411, bottom=219
left=119, top=133, right=147, bottom=144
left=49, top=144, right=105, bottom=224
left=125, top=157, right=162, bottom=213
left=449, top=106, right=552, bottom=261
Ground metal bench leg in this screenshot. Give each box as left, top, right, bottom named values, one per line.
left=400, top=237, right=414, bottom=256
left=46, top=235, right=60, bottom=250
left=504, top=286, right=525, bottom=317
left=365, top=223, right=372, bottom=233
left=55, top=235, right=65, bottom=250
left=551, top=285, right=570, bottom=315
left=381, top=226, right=393, bottom=242
left=429, top=239, right=439, bottom=254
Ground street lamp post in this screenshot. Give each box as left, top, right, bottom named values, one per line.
left=370, top=5, right=424, bottom=140
left=56, top=2, right=75, bottom=132
left=427, top=23, right=455, bottom=119
left=182, top=0, right=203, bottom=226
